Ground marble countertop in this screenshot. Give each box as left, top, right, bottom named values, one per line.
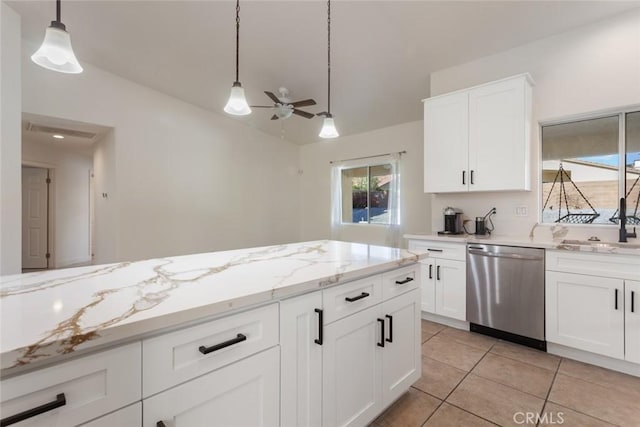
left=0, top=240, right=426, bottom=374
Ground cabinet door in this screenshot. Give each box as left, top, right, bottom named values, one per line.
left=280, top=292, right=323, bottom=427
left=381, top=289, right=421, bottom=405
left=323, top=305, right=382, bottom=427
left=144, top=347, right=279, bottom=427
left=420, top=262, right=436, bottom=314
left=468, top=76, right=530, bottom=192
left=80, top=403, right=141, bottom=426
left=424, top=92, right=469, bottom=193
left=435, top=259, right=466, bottom=321
left=626, top=280, right=640, bottom=364
left=546, top=271, right=624, bottom=359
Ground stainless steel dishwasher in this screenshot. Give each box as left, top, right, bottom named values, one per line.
left=467, top=244, right=546, bottom=350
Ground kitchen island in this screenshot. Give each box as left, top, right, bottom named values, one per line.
left=1, top=240, right=426, bottom=426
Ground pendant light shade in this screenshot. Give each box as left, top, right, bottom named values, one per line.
left=318, top=0, right=338, bottom=139
left=319, top=116, right=339, bottom=139
left=31, top=1, right=82, bottom=74
left=224, top=82, right=251, bottom=115
left=224, top=0, right=251, bottom=116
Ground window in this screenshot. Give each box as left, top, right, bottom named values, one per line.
left=340, top=164, right=394, bottom=224
left=541, top=110, right=640, bottom=225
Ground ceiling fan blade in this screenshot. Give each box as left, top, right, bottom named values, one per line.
left=293, top=109, right=315, bottom=119
left=264, top=91, right=281, bottom=104
left=290, top=99, right=316, bottom=108
left=250, top=105, right=275, bottom=108
left=270, top=114, right=279, bottom=121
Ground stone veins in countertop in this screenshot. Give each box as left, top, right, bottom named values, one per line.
left=0, top=240, right=426, bottom=374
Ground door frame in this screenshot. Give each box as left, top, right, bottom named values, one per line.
left=22, top=161, right=56, bottom=269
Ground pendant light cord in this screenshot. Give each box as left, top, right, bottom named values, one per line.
left=235, top=0, right=240, bottom=83
left=327, top=0, right=331, bottom=115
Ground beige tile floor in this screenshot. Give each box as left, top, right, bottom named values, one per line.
left=372, top=320, right=640, bottom=427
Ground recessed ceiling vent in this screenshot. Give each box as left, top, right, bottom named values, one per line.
left=26, top=122, right=97, bottom=139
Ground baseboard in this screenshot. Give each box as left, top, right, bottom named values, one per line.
left=547, top=343, right=640, bottom=377
left=421, top=311, right=469, bottom=330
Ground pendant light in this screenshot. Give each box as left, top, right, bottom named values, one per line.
left=224, top=0, right=251, bottom=116
left=318, top=0, right=339, bottom=139
left=31, top=0, right=83, bottom=74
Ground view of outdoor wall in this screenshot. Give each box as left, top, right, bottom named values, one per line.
left=541, top=112, right=640, bottom=225
left=341, top=164, right=392, bottom=224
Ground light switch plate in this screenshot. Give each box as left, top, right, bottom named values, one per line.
left=515, top=206, right=528, bottom=216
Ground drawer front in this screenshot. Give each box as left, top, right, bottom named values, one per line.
left=143, top=303, right=278, bottom=397
left=0, top=342, right=141, bottom=427
left=80, top=403, right=141, bottom=426
left=407, top=240, right=465, bottom=261
left=382, top=265, right=420, bottom=300
left=322, top=275, right=382, bottom=324
left=546, top=250, right=640, bottom=280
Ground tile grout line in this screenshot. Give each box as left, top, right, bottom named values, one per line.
left=536, top=355, right=562, bottom=427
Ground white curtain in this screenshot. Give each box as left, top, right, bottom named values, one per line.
left=330, top=153, right=403, bottom=247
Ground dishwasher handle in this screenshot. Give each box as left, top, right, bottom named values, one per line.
left=468, top=249, right=543, bottom=261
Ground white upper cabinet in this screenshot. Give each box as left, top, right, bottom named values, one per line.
left=424, top=74, right=533, bottom=193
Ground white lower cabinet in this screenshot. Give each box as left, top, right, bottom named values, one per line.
left=143, top=346, right=280, bottom=427
left=626, top=280, right=640, bottom=364
left=80, top=403, right=141, bottom=426
left=546, top=271, right=625, bottom=359
left=322, top=289, right=421, bottom=427
left=280, top=292, right=323, bottom=427
left=421, top=259, right=466, bottom=321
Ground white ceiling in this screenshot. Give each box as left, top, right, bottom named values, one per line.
left=8, top=1, right=640, bottom=144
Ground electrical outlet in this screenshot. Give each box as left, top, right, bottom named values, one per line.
left=515, top=206, right=528, bottom=216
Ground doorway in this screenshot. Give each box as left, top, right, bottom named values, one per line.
left=21, top=166, right=50, bottom=271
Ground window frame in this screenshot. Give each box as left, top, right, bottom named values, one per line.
left=539, top=104, right=640, bottom=227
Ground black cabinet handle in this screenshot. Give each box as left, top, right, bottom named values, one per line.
left=385, top=314, right=393, bottom=343
left=199, top=333, right=246, bottom=355
left=632, top=291, right=635, bottom=313
left=428, top=264, right=433, bottom=279
left=157, top=422, right=167, bottom=427
left=436, top=265, right=441, bottom=281
left=1, top=393, right=66, bottom=426
left=345, top=292, right=370, bottom=302
left=427, top=248, right=443, bottom=252
left=314, top=308, right=323, bottom=345
left=377, top=318, right=385, bottom=347
left=615, top=289, right=619, bottom=310
left=470, top=170, right=475, bottom=185
left=395, top=277, right=414, bottom=285
left=462, top=170, right=466, bottom=185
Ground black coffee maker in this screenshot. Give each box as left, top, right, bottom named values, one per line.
left=439, top=207, right=464, bottom=235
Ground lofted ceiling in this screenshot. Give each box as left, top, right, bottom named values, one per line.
left=7, top=1, right=640, bottom=144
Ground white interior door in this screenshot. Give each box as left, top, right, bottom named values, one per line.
left=22, top=167, right=49, bottom=269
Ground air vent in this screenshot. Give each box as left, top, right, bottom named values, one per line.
left=26, top=122, right=97, bottom=139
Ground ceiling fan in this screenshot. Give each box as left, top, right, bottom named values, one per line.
left=251, top=87, right=316, bottom=120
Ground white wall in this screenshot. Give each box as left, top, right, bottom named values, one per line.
left=429, top=9, right=640, bottom=241
left=20, top=48, right=301, bottom=263
left=0, top=3, right=21, bottom=274
left=92, top=131, right=117, bottom=264
left=299, top=121, right=430, bottom=247
left=22, top=138, right=93, bottom=268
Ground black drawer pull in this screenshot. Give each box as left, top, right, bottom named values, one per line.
left=1, top=393, right=66, bottom=426
left=345, top=292, right=370, bottom=302
left=377, top=318, right=385, bottom=347
left=314, top=308, right=323, bottom=345
left=436, top=265, right=441, bottom=281
left=395, top=277, right=414, bottom=285
left=199, top=333, right=247, bottom=355
left=157, top=422, right=167, bottom=427
left=385, top=314, right=393, bottom=343
left=462, top=170, right=466, bottom=185
left=470, top=170, right=475, bottom=185
left=427, top=248, right=443, bottom=252
left=615, top=289, right=619, bottom=310
left=428, top=264, right=433, bottom=279
left=632, top=291, right=635, bottom=313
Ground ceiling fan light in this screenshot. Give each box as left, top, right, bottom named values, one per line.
left=31, top=25, right=83, bottom=74
left=319, top=117, right=339, bottom=139
left=224, top=83, right=252, bottom=116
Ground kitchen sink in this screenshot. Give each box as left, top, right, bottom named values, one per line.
left=560, top=239, right=640, bottom=254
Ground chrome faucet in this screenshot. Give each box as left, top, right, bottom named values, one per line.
left=619, top=198, right=637, bottom=243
